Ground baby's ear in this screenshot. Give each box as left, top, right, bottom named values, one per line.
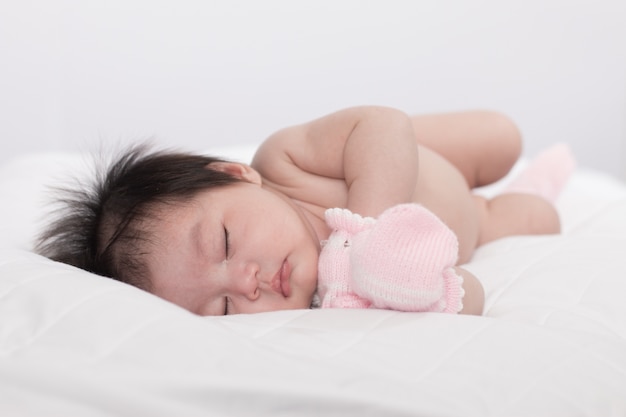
left=208, top=162, right=262, bottom=185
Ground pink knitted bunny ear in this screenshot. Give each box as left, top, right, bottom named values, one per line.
left=324, top=208, right=376, bottom=234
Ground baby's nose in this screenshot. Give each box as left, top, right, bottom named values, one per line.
left=229, top=261, right=260, bottom=301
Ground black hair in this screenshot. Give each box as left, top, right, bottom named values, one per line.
left=35, top=143, right=241, bottom=290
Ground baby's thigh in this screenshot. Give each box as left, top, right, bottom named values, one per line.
left=414, top=148, right=481, bottom=264
left=411, top=111, right=522, bottom=188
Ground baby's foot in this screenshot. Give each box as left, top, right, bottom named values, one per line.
left=504, top=143, right=576, bottom=203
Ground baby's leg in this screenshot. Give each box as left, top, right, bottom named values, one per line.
left=411, top=111, right=522, bottom=188
left=473, top=194, right=560, bottom=246
left=473, top=144, right=576, bottom=246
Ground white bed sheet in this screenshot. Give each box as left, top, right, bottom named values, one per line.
left=1, top=146, right=626, bottom=417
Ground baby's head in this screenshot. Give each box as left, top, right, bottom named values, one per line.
left=36, top=144, right=320, bottom=315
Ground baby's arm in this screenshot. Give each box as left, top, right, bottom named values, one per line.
left=252, top=106, right=419, bottom=218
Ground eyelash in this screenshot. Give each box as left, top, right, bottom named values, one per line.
left=224, top=226, right=230, bottom=315
left=224, top=226, right=230, bottom=258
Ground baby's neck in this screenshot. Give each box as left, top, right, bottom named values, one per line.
left=289, top=198, right=331, bottom=242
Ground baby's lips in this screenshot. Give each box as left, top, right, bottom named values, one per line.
left=271, top=260, right=291, bottom=297
left=280, top=260, right=292, bottom=297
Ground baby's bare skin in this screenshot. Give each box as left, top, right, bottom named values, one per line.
left=251, top=107, right=559, bottom=314
left=147, top=107, right=560, bottom=316
left=259, top=143, right=481, bottom=263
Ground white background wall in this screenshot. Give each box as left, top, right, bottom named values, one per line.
left=1, top=0, right=625, bottom=179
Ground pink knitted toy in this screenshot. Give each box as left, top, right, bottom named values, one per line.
left=317, top=204, right=465, bottom=313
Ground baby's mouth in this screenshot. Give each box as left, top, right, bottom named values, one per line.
left=271, top=260, right=292, bottom=297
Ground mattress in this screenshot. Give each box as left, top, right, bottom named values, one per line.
left=1, top=145, right=626, bottom=417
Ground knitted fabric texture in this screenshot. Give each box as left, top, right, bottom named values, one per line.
left=317, top=204, right=464, bottom=313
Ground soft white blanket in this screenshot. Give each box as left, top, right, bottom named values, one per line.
left=1, top=148, right=625, bottom=417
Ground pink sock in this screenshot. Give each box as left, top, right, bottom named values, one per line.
left=503, top=143, right=576, bottom=203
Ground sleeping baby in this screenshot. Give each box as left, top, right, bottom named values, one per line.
left=36, top=106, right=575, bottom=316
